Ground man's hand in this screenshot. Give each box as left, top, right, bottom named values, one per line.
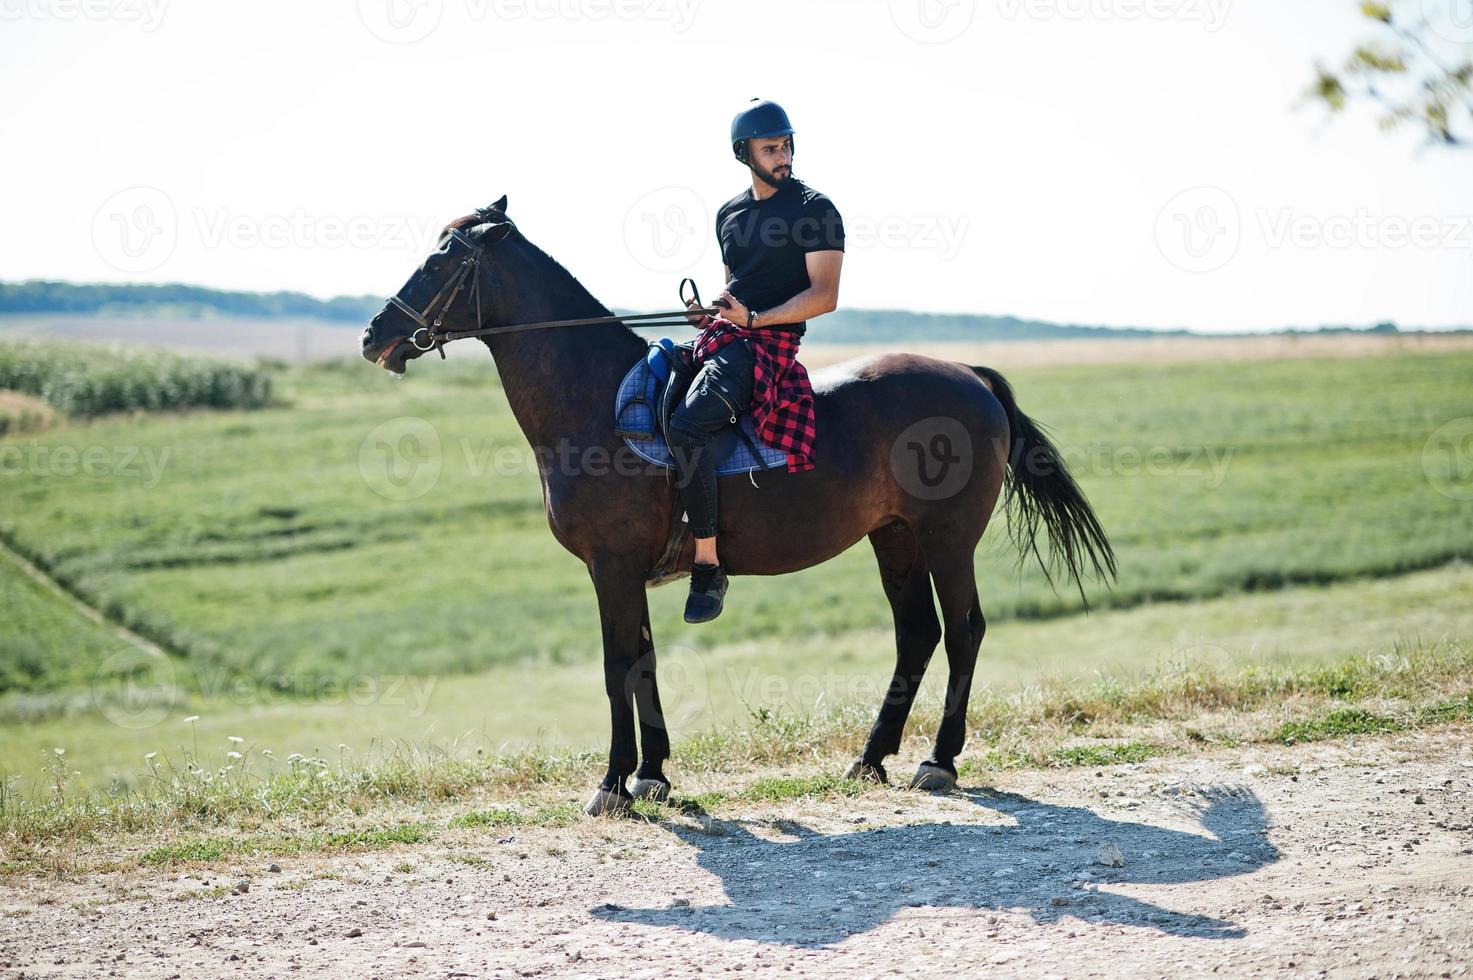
left=684, top=299, right=708, bottom=327
left=715, top=289, right=750, bottom=326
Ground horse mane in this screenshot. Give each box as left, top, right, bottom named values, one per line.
left=442, top=210, right=501, bottom=234
left=441, top=208, right=637, bottom=348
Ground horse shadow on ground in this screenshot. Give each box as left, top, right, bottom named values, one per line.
left=591, top=785, right=1279, bottom=949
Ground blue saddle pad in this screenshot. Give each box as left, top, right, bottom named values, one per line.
left=615, top=340, right=786, bottom=476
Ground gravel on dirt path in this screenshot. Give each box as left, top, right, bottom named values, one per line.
left=3, top=730, right=1471, bottom=978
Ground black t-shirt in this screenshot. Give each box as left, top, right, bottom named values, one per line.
left=716, top=177, right=844, bottom=336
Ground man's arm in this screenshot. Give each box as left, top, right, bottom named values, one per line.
left=719, top=250, right=843, bottom=328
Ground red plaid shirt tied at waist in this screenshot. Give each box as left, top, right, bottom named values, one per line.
left=691, top=316, right=817, bottom=473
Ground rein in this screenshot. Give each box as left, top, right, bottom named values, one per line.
left=385, top=226, right=719, bottom=361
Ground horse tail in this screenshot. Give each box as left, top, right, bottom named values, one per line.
left=971, top=365, right=1117, bottom=606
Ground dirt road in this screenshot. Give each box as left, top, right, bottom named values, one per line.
left=4, top=730, right=1471, bottom=978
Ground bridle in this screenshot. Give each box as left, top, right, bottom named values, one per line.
left=377, top=222, right=722, bottom=366
left=386, top=226, right=488, bottom=359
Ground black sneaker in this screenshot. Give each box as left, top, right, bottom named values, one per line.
left=684, top=561, right=729, bottom=624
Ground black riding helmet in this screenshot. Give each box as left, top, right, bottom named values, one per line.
left=731, top=98, right=795, bottom=164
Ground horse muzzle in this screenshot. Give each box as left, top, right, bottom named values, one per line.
left=364, top=337, right=413, bottom=375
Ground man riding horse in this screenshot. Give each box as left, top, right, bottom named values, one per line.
left=360, top=110, right=1114, bottom=812
left=673, top=98, right=846, bottom=624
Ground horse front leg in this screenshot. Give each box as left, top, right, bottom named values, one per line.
left=629, top=596, right=673, bottom=802
left=585, top=554, right=649, bottom=816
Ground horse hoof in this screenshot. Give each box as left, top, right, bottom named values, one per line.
left=845, top=759, right=888, bottom=784
left=911, top=762, right=957, bottom=792
left=585, top=788, right=633, bottom=816
left=631, top=778, right=671, bottom=802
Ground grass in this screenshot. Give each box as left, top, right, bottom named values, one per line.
left=1416, top=694, right=1473, bottom=724
left=1270, top=696, right=1473, bottom=743
left=0, top=390, right=53, bottom=436
left=1045, top=742, right=1162, bottom=767
left=741, top=773, right=866, bottom=803
left=0, top=543, right=138, bottom=695
left=138, top=822, right=434, bottom=868
left=1270, top=708, right=1407, bottom=743
left=2, top=636, right=1469, bottom=872
left=1, top=348, right=1471, bottom=700
left=0, top=339, right=273, bottom=416
left=449, top=803, right=585, bottom=829
left=6, top=555, right=1472, bottom=789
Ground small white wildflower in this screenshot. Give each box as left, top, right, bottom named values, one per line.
left=53, top=747, right=65, bottom=756
left=227, top=751, right=243, bottom=760
left=144, top=752, right=158, bottom=761
left=184, top=715, right=200, bottom=723
left=261, top=749, right=274, bottom=757
left=227, top=736, right=244, bottom=744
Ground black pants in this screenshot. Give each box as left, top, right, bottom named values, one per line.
left=667, top=339, right=756, bottom=539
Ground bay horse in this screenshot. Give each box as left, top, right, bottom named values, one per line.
left=360, top=198, right=1116, bottom=815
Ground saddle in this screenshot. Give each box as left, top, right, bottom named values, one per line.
left=614, top=337, right=785, bottom=589
left=614, top=338, right=785, bottom=475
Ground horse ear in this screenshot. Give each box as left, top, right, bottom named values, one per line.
left=486, top=194, right=508, bottom=216
left=469, top=220, right=513, bottom=243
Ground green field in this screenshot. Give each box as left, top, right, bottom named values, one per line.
left=2, top=343, right=1471, bottom=790
left=0, top=339, right=272, bottom=416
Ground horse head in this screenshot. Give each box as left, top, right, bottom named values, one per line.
left=360, top=195, right=515, bottom=375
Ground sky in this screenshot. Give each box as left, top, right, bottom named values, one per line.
left=1, top=0, right=1470, bottom=331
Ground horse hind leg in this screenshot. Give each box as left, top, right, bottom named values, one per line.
left=911, top=535, right=986, bottom=793
left=848, top=523, right=942, bottom=785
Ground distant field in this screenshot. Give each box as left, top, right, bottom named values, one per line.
left=2, top=337, right=1471, bottom=789
left=799, top=330, right=1473, bottom=369
left=0, top=339, right=273, bottom=416
left=0, top=314, right=362, bottom=363
left=6, top=312, right=1471, bottom=366
left=1, top=345, right=1469, bottom=679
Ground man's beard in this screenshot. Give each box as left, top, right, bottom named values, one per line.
left=752, top=161, right=793, bottom=189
